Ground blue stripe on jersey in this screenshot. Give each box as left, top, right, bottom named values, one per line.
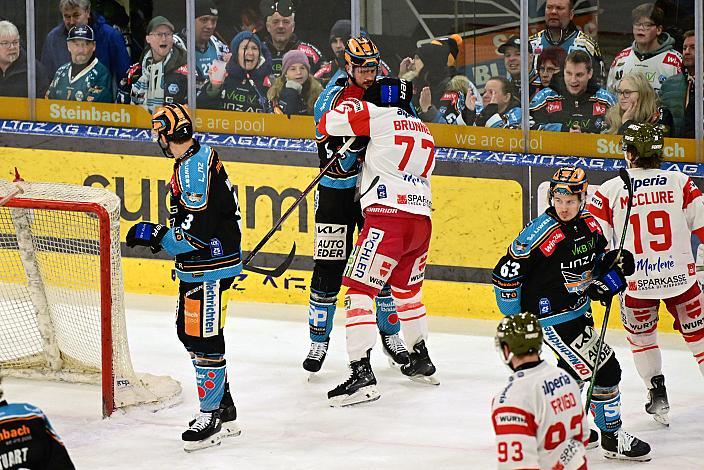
left=0, top=402, right=45, bottom=421
left=175, top=263, right=242, bottom=283
left=319, top=174, right=357, bottom=189
left=509, top=212, right=560, bottom=258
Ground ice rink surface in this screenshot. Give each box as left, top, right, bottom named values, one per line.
left=4, top=295, right=704, bottom=470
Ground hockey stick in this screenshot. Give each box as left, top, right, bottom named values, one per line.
left=585, top=167, right=633, bottom=412
left=354, top=175, right=380, bottom=202
left=242, top=137, right=357, bottom=275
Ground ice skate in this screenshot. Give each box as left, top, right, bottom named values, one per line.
left=601, top=429, right=651, bottom=461
left=328, top=354, right=380, bottom=407
left=303, top=339, right=329, bottom=374
left=586, top=429, right=599, bottom=450
left=380, top=332, right=410, bottom=368
left=183, top=410, right=236, bottom=453
left=401, top=340, right=440, bottom=385
left=645, top=374, right=669, bottom=426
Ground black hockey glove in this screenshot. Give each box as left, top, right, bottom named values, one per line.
left=126, top=222, right=168, bottom=254
left=587, top=268, right=627, bottom=305
left=601, top=249, right=635, bottom=276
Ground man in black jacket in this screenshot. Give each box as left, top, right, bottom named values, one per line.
left=529, top=50, right=615, bottom=133
left=0, top=21, right=50, bottom=97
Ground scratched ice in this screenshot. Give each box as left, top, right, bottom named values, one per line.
left=4, top=296, right=702, bottom=469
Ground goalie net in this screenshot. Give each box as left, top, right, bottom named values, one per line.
left=0, top=179, right=180, bottom=417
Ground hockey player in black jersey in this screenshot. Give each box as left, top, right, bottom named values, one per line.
left=0, top=373, right=75, bottom=469
left=126, top=103, right=242, bottom=452
left=303, top=36, right=409, bottom=374
left=492, top=166, right=651, bottom=462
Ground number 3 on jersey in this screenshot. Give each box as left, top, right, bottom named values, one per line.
left=500, top=260, right=520, bottom=278
left=394, top=135, right=435, bottom=177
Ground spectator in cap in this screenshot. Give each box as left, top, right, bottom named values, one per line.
left=41, top=0, right=130, bottom=83
left=0, top=21, right=50, bottom=98
left=121, top=16, right=187, bottom=112
left=176, top=0, right=230, bottom=91
left=268, top=49, right=322, bottom=115
left=198, top=31, right=272, bottom=113
left=259, top=0, right=323, bottom=79
left=46, top=24, right=113, bottom=102
left=529, top=0, right=605, bottom=86
left=498, top=35, right=541, bottom=99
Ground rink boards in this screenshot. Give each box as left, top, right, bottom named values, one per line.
left=1, top=122, right=703, bottom=331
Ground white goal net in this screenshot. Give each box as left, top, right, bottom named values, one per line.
left=0, top=179, right=180, bottom=417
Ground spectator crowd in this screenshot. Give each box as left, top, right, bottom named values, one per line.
left=0, top=0, right=698, bottom=138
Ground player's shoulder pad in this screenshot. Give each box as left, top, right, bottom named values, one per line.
left=511, top=212, right=559, bottom=256
left=529, top=87, right=557, bottom=107
left=579, top=210, right=603, bottom=234
left=594, top=87, right=616, bottom=105
left=314, top=82, right=344, bottom=123
left=177, top=144, right=214, bottom=210
left=0, top=402, right=45, bottom=421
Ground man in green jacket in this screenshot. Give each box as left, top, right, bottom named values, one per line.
left=660, top=30, right=695, bottom=138
left=46, top=24, right=113, bottom=102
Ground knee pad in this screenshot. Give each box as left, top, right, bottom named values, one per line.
left=594, top=355, right=622, bottom=388
left=590, top=385, right=622, bottom=433
left=308, top=289, right=338, bottom=342
left=375, top=284, right=399, bottom=335
left=311, top=259, right=346, bottom=294
left=193, top=353, right=226, bottom=412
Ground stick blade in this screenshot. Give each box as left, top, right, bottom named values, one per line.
left=243, top=242, right=296, bottom=278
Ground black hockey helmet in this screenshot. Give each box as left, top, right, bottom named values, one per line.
left=363, top=77, right=415, bottom=116
left=344, top=36, right=380, bottom=68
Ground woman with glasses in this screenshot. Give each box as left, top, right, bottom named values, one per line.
left=0, top=21, right=50, bottom=98
left=536, top=46, right=566, bottom=91
left=603, top=71, right=673, bottom=135
left=606, top=3, right=683, bottom=95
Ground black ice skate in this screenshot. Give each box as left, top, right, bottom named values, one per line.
left=188, top=393, right=241, bottom=442
left=303, top=339, right=329, bottom=373
left=183, top=410, right=227, bottom=453
left=645, top=374, right=669, bottom=426
left=401, top=340, right=440, bottom=385
left=601, top=429, right=651, bottom=462
left=380, top=332, right=410, bottom=367
left=328, top=354, right=380, bottom=407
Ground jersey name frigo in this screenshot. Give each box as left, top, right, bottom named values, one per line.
left=588, top=168, right=704, bottom=299
left=318, top=100, right=435, bottom=217
left=492, top=361, right=588, bottom=470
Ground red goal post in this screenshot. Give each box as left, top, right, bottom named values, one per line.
left=0, top=179, right=180, bottom=417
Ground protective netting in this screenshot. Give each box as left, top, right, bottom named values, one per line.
left=0, top=180, right=180, bottom=415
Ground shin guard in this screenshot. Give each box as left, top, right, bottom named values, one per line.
left=308, top=289, right=338, bottom=342
left=193, top=355, right=227, bottom=413
left=590, top=385, right=622, bottom=434
left=345, top=290, right=377, bottom=362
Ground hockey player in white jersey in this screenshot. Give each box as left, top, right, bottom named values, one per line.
left=587, top=122, right=704, bottom=426
left=492, top=312, right=588, bottom=470
left=317, top=77, right=439, bottom=406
